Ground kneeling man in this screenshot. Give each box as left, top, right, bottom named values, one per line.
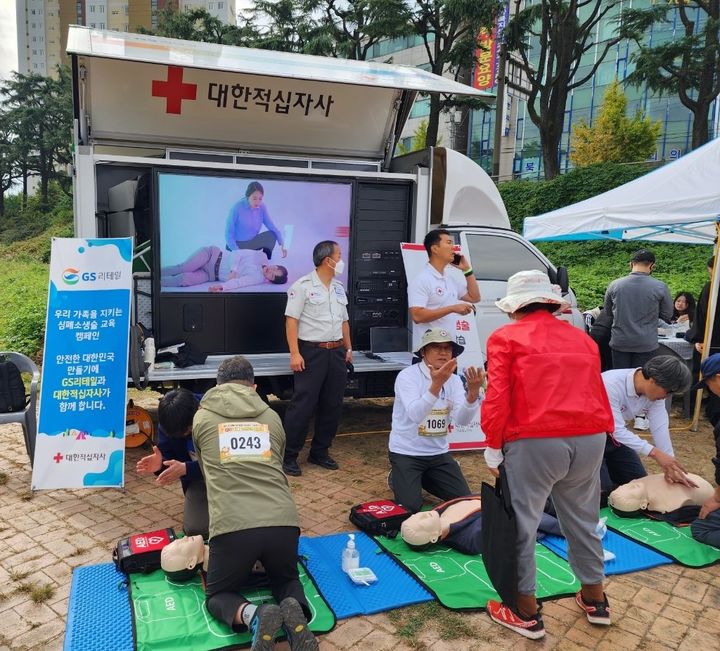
left=388, top=328, right=483, bottom=512
left=192, top=356, right=318, bottom=651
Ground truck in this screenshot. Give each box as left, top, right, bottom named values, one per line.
left=66, top=26, right=584, bottom=399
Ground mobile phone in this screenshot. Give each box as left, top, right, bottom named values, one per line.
left=452, top=253, right=462, bottom=266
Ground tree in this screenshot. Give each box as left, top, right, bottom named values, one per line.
left=411, top=0, right=500, bottom=148
left=249, top=0, right=319, bottom=52
left=0, top=112, right=20, bottom=217
left=397, top=118, right=444, bottom=154
left=570, top=80, right=660, bottom=166
left=0, top=68, right=73, bottom=207
left=505, top=0, right=628, bottom=179
left=137, top=6, right=255, bottom=45
left=301, top=0, right=412, bottom=59
left=624, top=0, right=720, bottom=149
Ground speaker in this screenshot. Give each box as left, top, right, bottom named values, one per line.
left=183, top=303, right=203, bottom=333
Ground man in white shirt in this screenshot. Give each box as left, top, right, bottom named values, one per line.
left=601, top=356, right=695, bottom=498
left=388, top=328, right=484, bottom=512
left=408, top=229, right=481, bottom=349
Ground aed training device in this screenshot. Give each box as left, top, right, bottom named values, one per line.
left=113, top=528, right=176, bottom=574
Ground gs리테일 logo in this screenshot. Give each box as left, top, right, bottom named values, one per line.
left=62, top=268, right=79, bottom=285
left=62, top=268, right=98, bottom=284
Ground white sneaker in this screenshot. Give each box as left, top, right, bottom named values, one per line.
left=633, top=416, right=650, bottom=431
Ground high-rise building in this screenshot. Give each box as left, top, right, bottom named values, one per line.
left=15, top=0, right=237, bottom=78
left=370, top=2, right=719, bottom=181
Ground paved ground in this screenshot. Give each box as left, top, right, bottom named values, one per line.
left=0, top=396, right=719, bottom=650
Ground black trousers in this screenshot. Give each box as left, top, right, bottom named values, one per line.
left=205, top=526, right=308, bottom=630
left=610, top=348, right=658, bottom=370
left=600, top=437, right=648, bottom=498
left=226, top=231, right=278, bottom=259
left=284, top=342, right=347, bottom=460
left=388, top=450, right=471, bottom=513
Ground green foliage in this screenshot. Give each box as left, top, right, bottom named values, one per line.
left=623, top=2, right=720, bottom=147
left=499, top=162, right=713, bottom=310
left=397, top=119, right=443, bottom=154
left=499, top=162, right=653, bottom=233
left=138, top=6, right=254, bottom=45
left=570, top=80, right=660, bottom=166
left=0, top=182, right=72, bottom=248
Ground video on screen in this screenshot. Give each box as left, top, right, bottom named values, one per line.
left=158, top=173, right=352, bottom=293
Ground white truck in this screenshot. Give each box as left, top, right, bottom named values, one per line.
left=66, top=26, right=583, bottom=398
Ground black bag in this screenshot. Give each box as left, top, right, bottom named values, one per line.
left=0, top=359, right=27, bottom=413
left=481, top=465, right=518, bottom=610
left=349, top=499, right=412, bottom=537
left=113, top=528, right=176, bottom=574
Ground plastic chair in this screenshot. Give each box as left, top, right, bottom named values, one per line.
left=0, top=352, right=39, bottom=466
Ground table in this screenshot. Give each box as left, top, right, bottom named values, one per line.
left=658, top=336, right=694, bottom=417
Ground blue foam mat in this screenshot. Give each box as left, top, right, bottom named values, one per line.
left=540, top=530, right=672, bottom=575
left=64, top=563, right=134, bottom=651
left=299, top=532, right=433, bottom=618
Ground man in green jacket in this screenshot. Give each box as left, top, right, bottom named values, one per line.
left=192, top=356, right=318, bottom=651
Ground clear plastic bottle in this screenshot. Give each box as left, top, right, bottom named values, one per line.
left=342, top=533, right=360, bottom=573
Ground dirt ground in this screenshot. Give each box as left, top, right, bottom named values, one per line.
left=0, top=394, right=719, bottom=650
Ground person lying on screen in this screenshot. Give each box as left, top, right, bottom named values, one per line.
left=225, top=181, right=287, bottom=259
left=161, top=246, right=288, bottom=291
left=608, top=473, right=713, bottom=517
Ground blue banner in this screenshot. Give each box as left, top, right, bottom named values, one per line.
left=32, top=238, right=133, bottom=489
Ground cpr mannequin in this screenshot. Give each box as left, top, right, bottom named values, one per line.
left=609, top=473, right=714, bottom=516
left=161, top=535, right=209, bottom=581
left=401, top=496, right=565, bottom=554
left=401, top=499, right=483, bottom=550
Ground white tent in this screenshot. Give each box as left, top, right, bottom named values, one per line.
left=523, top=137, right=720, bottom=244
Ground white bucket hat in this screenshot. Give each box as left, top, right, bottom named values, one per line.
left=414, top=328, right=465, bottom=358
left=495, top=270, right=570, bottom=314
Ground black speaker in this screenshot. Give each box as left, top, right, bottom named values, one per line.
left=183, top=303, right=203, bottom=332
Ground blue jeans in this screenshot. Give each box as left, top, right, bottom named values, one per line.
left=691, top=510, right=720, bottom=548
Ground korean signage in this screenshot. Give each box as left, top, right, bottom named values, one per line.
left=84, top=57, right=398, bottom=158
left=472, top=4, right=510, bottom=91
left=32, top=238, right=132, bottom=490
left=400, top=243, right=486, bottom=450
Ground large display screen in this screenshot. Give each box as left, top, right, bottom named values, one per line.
left=158, top=173, right=352, bottom=293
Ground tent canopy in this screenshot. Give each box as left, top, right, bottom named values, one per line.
left=523, top=138, right=720, bottom=244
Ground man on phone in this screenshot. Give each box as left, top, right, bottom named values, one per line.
left=408, top=229, right=480, bottom=351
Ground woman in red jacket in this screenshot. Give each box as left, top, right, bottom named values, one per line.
left=481, top=270, right=615, bottom=640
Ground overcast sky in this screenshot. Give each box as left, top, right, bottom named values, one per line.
left=0, top=3, right=18, bottom=82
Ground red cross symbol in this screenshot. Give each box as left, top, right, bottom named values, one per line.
left=447, top=423, right=454, bottom=433
left=151, top=66, right=197, bottom=115
left=53, top=453, right=63, bottom=464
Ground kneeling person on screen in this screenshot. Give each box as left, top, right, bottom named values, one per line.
left=388, top=328, right=484, bottom=513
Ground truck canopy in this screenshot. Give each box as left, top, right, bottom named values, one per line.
left=67, top=26, right=492, bottom=163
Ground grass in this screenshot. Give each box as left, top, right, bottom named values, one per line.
left=29, top=583, right=55, bottom=604
left=387, top=601, right=476, bottom=646
left=0, top=472, right=7, bottom=485
left=8, top=569, right=31, bottom=582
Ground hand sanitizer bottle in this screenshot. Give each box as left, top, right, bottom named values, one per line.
left=342, top=534, right=360, bottom=573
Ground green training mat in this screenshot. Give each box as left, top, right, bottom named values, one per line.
left=602, top=507, right=720, bottom=568
left=374, top=536, right=580, bottom=611
left=129, top=564, right=335, bottom=651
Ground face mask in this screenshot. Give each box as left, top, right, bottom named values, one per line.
left=330, top=259, right=345, bottom=275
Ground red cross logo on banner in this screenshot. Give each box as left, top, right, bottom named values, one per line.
left=53, top=453, right=63, bottom=463
left=151, top=66, right=197, bottom=115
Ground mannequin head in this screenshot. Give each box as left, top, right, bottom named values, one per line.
left=161, top=535, right=207, bottom=581
left=401, top=511, right=442, bottom=550
left=609, top=474, right=714, bottom=515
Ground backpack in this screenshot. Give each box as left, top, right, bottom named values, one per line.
left=0, top=360, right=27, bottom=413
left=349, top=499, right=412, bottom=537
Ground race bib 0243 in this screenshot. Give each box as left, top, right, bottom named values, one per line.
left=218, top=422, right=271, bottom=463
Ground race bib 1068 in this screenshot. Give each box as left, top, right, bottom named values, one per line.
left=218, top=422, right=271, bottom=462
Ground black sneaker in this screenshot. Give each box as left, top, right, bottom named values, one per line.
left=283, top=458, right=302, bottom=476
left=307, top=455, right=339, bottom=470
left=249, top=603, right=284, bottom=650
left=575, top=590, right=611, bottom=625
left=280, top=597, right=319, bottom=650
